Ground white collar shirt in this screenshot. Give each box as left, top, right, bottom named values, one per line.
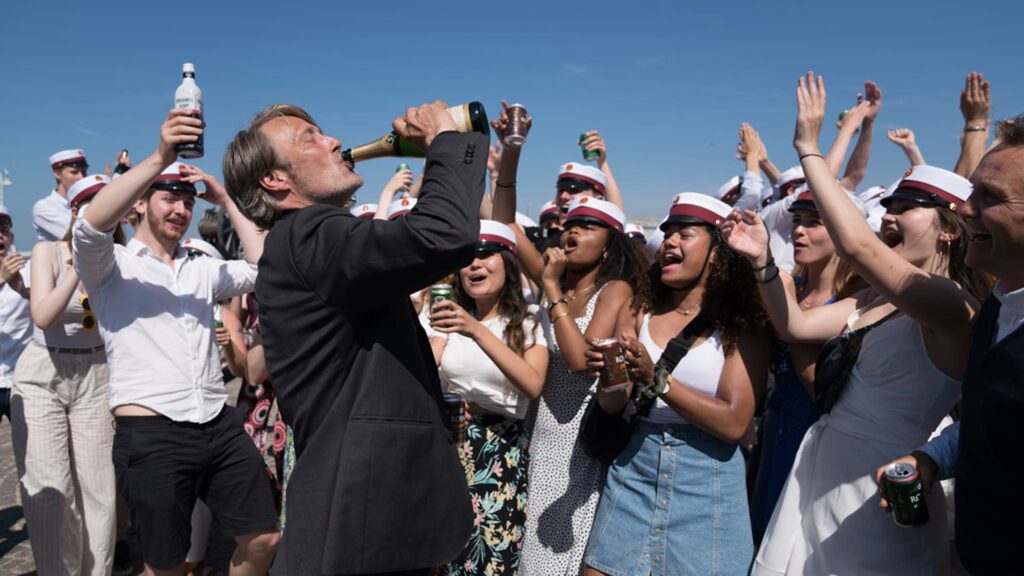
left=993, top=282, right=1024, bottom=345
left=33, top=189, right=71, bottom=242
left=0, top=266, right=32, bottom=388
left=72, top=218, right=256, bottom=423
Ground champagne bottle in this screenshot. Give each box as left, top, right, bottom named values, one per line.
left=174, top=63, right=204, bottom=159
left=342, top=102, right=489, bottom=163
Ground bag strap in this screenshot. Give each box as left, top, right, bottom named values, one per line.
left=850, top=308, right=900, bottom=336
left=656, top=310, right=713, bottom=373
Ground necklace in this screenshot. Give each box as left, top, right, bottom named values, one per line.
left=673, top=304, right=700, bottom=317
left=565, top=284, right=596, bottom=304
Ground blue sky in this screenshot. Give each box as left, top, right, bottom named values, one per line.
left=2, top=0, right=1022, bottom=246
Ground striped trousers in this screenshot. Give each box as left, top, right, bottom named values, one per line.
left=11, top=340, right=115, bottom=576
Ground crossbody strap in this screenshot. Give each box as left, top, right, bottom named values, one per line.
left=657, top=310, right=713, bottom=373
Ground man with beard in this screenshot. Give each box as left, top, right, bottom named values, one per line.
left=222, top=101, right=486, bottom=575
left=73, top=109, right=277, bottom=576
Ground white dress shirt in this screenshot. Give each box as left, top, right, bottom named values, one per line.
left=735, top=170, right=770, bottom=214
left=72, top=218, right=256, bottom=423
left=33, top=189, right=72, bottom=242
left=759, top=191, right=800, bottom=274
left=918, top=282, right=1024, bottom=479
left=0, top=266, right=32, bottom=389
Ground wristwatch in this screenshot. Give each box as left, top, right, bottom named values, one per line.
left=652, top=364, right=672, bottom=397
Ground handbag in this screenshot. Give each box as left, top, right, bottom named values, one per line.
left=579, top=311, right=712, bottom=464
left=813, top=309, right=899, bottom=413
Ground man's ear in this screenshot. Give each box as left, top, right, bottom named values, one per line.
left=260, top=169, right=291, bottom=196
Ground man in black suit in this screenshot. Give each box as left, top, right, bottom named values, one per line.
left=224, top=102, right=484, bottom=575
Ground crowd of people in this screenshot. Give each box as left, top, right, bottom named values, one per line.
left=0, top=69, right=1020, bottom=576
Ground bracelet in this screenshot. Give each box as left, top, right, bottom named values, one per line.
left=550, top=311, right=571, bottom=324
left=963, top=125, right=988, bottom=133
left=799, top=153, right=824, bottom=161
left=751, top=256, right=775, bottom=272
left=547, top=297, right=568, bottom=317
left=495, top=180, right=517, bottom=188
left=756, top=265, right=780, bottom=284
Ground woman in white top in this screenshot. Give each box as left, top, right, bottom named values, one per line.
left=722, top=72, right=991, bottom=575
left=430, top=220, right=550, bottom=576
left=583, top=193, right=770, bottom=576
left=12, top=175, right=125, bottom=576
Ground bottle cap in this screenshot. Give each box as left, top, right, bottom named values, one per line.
left=182, top=62, right=195, bottom=74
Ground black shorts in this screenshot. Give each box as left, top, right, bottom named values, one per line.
left=113, top=406, right=278, bottom=571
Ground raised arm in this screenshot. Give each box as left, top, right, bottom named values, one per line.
left=373, top=168, right=414, bottom=220
left=954, top=72, right=991, bottom=178
left=581, top=130, right=624, bottom=211
left=790, top=72, right=976, bottom=334
left=887, top=129, right=927, bottom=166
left=181, top=165, right=265, bottom=264
left=824, top=100, right=869, bottom=179
left=839, top=81, right=882, bottom=191
left=83, top=109, right=201, bottom=232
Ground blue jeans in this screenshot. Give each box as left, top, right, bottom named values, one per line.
left=584, top=421, right=753, bottom=576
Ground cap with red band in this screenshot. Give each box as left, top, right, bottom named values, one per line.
left=49, top=149, right=88, bottom=170
left=386, top=197, right=416, bottom=220
left=661, top=192, right=731, bottom=230
left=564, top=196, right=625, bottom=232
left=152, top=163, right=197, bottom=194
left=477, top=220, right=517, bottom=254
left=67, top=175, right=111, bottom=210
left=716, top=176, right=742, bottom=205
left=350, top=203, right=379, bottom=219
left=778, top=166, right=806, bottom=195
left=880, top=165, right=972, bottom=211
left=182, top=237, right=224, bottom=260
left=539, top=200, right=560, bottom=222
left=556, top=163, right=607, bottom=194
left=625, top=223, right=646, bottom=240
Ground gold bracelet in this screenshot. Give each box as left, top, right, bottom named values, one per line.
left=550, top=311, right=571, bottom=324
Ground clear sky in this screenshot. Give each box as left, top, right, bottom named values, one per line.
left=2, top=0, right=1022, bottom=246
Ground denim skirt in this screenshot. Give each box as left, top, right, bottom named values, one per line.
left=584, top=421, right=753, bottom=576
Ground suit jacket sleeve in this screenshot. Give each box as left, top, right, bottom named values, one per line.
left=296, top=130, right=489, bottom=312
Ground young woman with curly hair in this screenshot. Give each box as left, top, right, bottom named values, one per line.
left=583, top=193, right=770, bottom=576
left=428, top=221, right=550, bottom=575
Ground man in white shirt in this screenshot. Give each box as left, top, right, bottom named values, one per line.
left=73, top=109, right=278, bottom=576
left=34, top=149, right=90, bottom=241
left=0, top=206, right=31, bottom=421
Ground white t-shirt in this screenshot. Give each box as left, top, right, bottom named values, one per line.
left=438, top=305, right=547, bottom=419
left=0, top=266, right=32, bottom=389
left=637, top=313, right=726, bottom=425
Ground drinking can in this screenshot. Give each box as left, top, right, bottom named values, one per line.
left=885, top=462, right=930, bottom=527
left=594, top=338, right=630, bottom=392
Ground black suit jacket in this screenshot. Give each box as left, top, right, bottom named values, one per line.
left=259, top=131, right=487, bottom=574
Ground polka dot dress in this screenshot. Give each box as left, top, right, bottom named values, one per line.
left=521, top=289, right=607, bottom=575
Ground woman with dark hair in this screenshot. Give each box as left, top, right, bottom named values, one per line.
left=724, top=72, right=991, bottom=575
left=486, top=105, right=651, bottom=574
left=428, top=220, right=549, bottom=575
left=583, top=193, right=770, bottom=576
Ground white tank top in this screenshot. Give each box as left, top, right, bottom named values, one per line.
left=32, top=243, right=104, bottom=349
left=638, top=313, right=725, bottom=424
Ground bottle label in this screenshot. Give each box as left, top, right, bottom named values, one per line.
left=446, top=104, right=471, bottom=133
left=175, top=96, right=203, bottom=113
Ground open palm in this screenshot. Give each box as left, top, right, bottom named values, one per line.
left=720, top=210, right=769, bottom=263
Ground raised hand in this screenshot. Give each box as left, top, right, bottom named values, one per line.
left=960, top=72, right=990, bottom=126
left=382, top=168, right=414, bottom=196
left=487, top=143, right=502, bottom=175
left=837, top=100, right=870, bottom=134
left=719, top=209, right=771, bottom=266
left=392, top=101, right=458, bottom=151
left=429, top=299, right=483, bottom=339
left=863, top=81, right=882, bottom=122
left=158, top=108, right=204, bottom=165
left=794, top=71, right=827, bottom=156
left=0, top=253, right=27, bottom=292
left=737, top=123, right=764, bottom=168
left=181, top=164, right=230, bottom=206
left=580, top=130, right=608, bottom=165
left=887, top=128, right=916, bottom=148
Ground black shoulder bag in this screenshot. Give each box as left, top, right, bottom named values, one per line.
left=579, top=311, right=713, bottom=464
left=813, top=309, right=899, bottom=413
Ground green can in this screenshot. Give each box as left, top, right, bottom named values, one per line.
left=580, top=132, right=599, bottom=161
left=430, top=284, right=454, bottom=311
left=884, top=462, right=930, bottom=527
left=214, top=320, right=224, bottom=330
left=396, top=163, right=411, bottom=173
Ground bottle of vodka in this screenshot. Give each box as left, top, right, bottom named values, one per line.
left=174, top=63, right=204, bottom=159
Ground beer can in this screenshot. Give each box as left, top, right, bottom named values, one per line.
left=443, top=393, right=468, bottom=444
left=580, top=132, right=600, bottom=161
left=884, top=462, right=930, bottom=527
left=396, top=163, right=411, bottom=173
left=430, top=284, right=454, bottom=311
left=214, top=320, right=224, bottom=330
left=594, top=338, right=630, bottom=392
left=504, top=104, right=529, bottom=148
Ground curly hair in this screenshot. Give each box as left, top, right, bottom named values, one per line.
left=593, top=228, right=654, bottom=313
left=650, top=228, right=767, bottom=353
left=453, top=251, right=537, bottom=356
